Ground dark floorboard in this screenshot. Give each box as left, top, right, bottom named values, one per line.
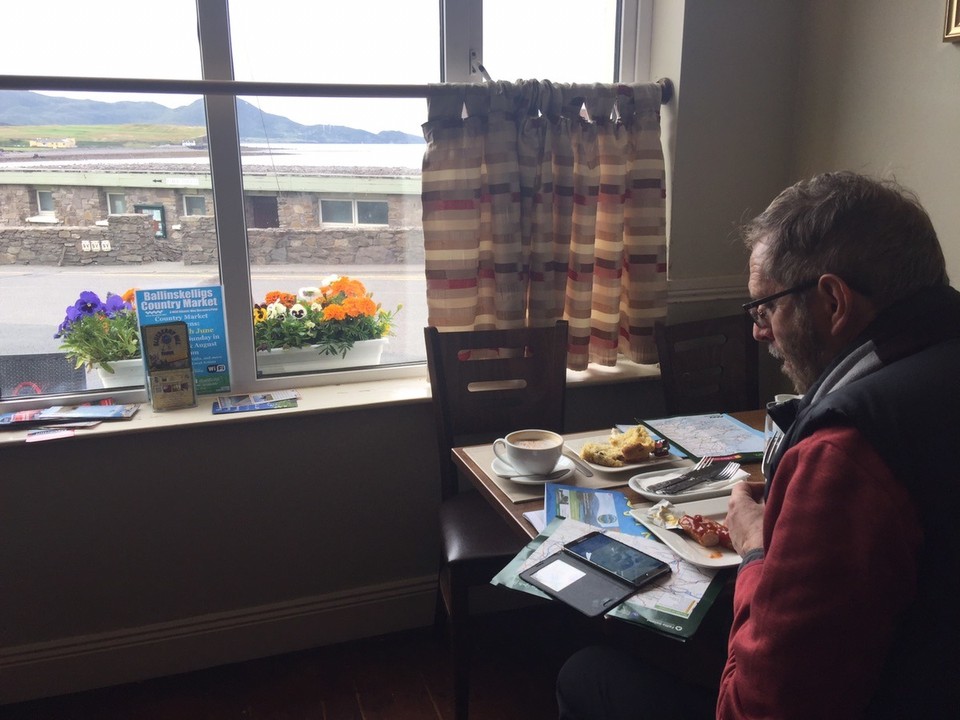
left=0, top=602, right=604, bottom=720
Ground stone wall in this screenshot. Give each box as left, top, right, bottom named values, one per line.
left=0, top=215, right=424, bottom=266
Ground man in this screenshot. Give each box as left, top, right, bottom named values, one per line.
left=556, top=172, right=960, bottom=718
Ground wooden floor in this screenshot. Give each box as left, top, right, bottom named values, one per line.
left=0, top=603, right=602, bottom=720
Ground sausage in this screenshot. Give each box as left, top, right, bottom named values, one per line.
left=679, top=514, right=733, bottom=550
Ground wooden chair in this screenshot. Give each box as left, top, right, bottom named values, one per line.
left=424, top=321, right=568, bottom=720
left=654, top=314, right=759, bottom=415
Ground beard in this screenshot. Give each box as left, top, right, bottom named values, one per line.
left=768, top=303, right=827, bottom=393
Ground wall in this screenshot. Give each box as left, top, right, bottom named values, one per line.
left=0, top=216, right=424, bottom=266
left=792, top=0, right=960, bottom=282
left=0, top=378, right=664, bottom=703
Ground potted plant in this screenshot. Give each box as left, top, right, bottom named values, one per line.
left=55, top=289, right=144, bottom=387
left=253, top=275, right=399, bottom=373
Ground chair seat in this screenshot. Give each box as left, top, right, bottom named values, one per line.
left=439, top=491, right=525, bottom=565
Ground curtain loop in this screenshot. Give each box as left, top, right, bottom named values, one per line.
left=574, top=83, right=616, bottom=124
left=426, top=84, right=465, bottom=121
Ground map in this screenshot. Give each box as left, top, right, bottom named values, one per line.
left=493, top=517, right=725, bottom=638
left=642, top=413, right=764, bottom=458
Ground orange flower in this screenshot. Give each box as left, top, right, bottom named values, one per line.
left=322, top=304, right=347, bottom=321
left=342, top=296, right=376, bottom=318
left=265, top=290, right=297, bottom=308
left=329, top=277, right=367, bottom=298
left=122, top=288, right=137, bottom=304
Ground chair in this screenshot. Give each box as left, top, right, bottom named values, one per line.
left=424, top=321, right=568, bottom=720
left=654, top=314, right=759, bottom=415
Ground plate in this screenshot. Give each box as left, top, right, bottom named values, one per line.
left=629, top=496, right=741, bottom=568
left=490, top=455, right=575, bottom=485
left=627, top=467, right=749, bottom=503
left=562, top=434, right=686, bottom=474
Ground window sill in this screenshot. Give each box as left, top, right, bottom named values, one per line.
left=0, top=360, right=659, bottom=448
left=26, top=215, right=60, bottom=224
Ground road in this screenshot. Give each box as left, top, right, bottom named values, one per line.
left=0, top=262, right=429, bottom=365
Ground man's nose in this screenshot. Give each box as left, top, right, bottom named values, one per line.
left=753, top=324, right=772, bottom=343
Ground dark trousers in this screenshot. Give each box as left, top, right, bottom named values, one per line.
left=556, top=645, right=717, bottom=720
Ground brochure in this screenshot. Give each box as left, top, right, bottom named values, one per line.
left=136, top=287, right=230, bottom=395
left=1, top=402, right=140, bottom=428
left=212, top=390, right=300, bottom=414
left=542, top=483, right=654, bottom=539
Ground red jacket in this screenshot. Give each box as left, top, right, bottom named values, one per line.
left=717, top=425, right=923, bottom=718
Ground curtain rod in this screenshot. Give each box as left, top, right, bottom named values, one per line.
left=0, top=75, right=673, bottom=104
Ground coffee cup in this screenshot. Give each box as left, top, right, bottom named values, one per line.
left=492, top=429, right=564, bottom=476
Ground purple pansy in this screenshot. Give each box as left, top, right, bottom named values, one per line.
left=102, top=292, right=132, bottom=318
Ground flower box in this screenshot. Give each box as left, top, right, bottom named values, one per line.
left=256, top=338, right=387, bottom=375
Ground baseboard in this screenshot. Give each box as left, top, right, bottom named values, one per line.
left=0, top=575, right=437, bottom=706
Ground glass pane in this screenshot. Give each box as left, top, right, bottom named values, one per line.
left=0, top=1, right=201, bottom=110
left=184, top=196, right=206, bottom=215
left=240, top=95, right=427, bottom=378
left=483, top=0, right=619, bottom=82
left=0, top=90, right=218, bottom=398
left=37, top=191, right=55, bottom=213
left=320, top=200, right=354, bottom=224
left=357, top=201, right=389, bottom=225
left=229, top=0, right=440, bottom=84
left=108, top=194, right=126, bottom=214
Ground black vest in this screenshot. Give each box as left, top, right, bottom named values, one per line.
left=765, top=285, right=960, bottom=718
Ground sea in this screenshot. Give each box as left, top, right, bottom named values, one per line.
left=0, top=142, right=427, bottom=170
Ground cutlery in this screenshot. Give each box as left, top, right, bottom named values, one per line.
left=562, top=450, right=595, bottom=477
left=646, top=460, right=740, bottom=495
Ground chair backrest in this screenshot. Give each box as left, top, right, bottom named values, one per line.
left=424, top=321, right=568, bottom=500
left=654, top=314, right=759, bottom=416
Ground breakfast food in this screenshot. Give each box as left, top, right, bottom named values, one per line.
left=678, top=514, right=734, bottom=550
left=579, top=441, right=625, bottom=467
left=579, top=424, right=657, bottom=467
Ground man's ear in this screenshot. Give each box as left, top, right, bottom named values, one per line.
left=816, top=274, right=868, bottom=338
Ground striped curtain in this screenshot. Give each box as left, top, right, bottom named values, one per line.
left=421, top=80, right=667, bottom=370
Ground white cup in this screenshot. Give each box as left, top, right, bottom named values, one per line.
left=492, top=429, right=563, bottom=476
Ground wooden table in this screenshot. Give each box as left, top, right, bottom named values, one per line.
left=452, top=409, right=767, bottom=541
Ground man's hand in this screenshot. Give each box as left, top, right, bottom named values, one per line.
left=726, top=481, right=765, bottom=556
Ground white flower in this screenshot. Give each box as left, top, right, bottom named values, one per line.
left=266, top=301, right=287, bottom=319
left=289, top=303, right=307, bottom=319
left=319, top=274, right=340, bottom=289
left=298, top=287, right=321, bottom=302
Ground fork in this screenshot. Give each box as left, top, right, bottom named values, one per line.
left=647, top=460, right=740, bottom=495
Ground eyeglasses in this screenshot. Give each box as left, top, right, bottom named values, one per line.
left=742, top=279, right=818, bottom=328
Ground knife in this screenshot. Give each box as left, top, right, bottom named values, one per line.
left=562, top=449, right=595, bottom=477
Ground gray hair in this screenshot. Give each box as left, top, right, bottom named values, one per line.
left=743, top=171, right=948, bottom=308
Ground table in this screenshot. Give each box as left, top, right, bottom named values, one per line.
left=451, top=409, right=766, bottom=541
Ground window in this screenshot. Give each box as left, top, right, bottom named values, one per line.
left=183, top=195, right=206, bottom=216
left=107, top=193, right=126, bottom=215
left=319, top=199, right=389, bottom=226
left=249, top=196, right=279, bottom=228
left=320, top=199, right=354, bottom=224
left=37, top=190, right=55, bottom=215
left=357, top=200, right=389, bottom=225
left=0, top=0, right=644, bottom=410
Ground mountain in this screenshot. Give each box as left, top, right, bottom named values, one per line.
left=0, top=91, right=424, bottom=144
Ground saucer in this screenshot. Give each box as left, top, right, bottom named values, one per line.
left=491, top=456, right=575, bottom=485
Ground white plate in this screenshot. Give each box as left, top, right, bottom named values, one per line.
left=490, top=455, right=575, bottom=485
left=629, top=496, right=741, bottom=568
left=562, top=434, right=686, bottom=474
left=627, top=467, right=749, bottom=503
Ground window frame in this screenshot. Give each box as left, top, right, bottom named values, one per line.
left=36, top=189, right=55, bottom=215
left=182, top=194, right=206, bottom=216
left=319, top=198, right=389, bottom=227
left=107, top=192, right=127, bottom=215
left=0, top=0, right=648, bottom=412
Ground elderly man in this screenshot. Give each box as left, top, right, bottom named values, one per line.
left=556, top=172, right=960, bottom=719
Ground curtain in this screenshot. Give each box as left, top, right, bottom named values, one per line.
left=421, top=80, right=667, bottom=370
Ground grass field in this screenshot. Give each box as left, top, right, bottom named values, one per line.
left=0, top=124, right=206, bottom=149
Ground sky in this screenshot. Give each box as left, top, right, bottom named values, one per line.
left=2, top=0, right=616, bottom=136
